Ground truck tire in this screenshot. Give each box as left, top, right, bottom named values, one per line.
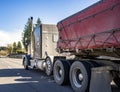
left=23, top=58, right=29, bottom=70
left=53, top=59, right=70, bottom=85
left=70, top=61, right=91, bottom=92
left=23, top=55, right=31, bottom=70
left=113, top=73, right=120, bottom=87
left=45, top=57, right=53, bottom=76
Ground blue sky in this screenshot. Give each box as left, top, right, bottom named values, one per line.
left=0, top=0, right=99, bottom=46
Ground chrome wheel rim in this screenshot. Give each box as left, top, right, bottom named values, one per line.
left=55, top=66, right=62, bottom=81
left=72, top=67, right=83, bottom=88
left=46, top=59, right=51, bottom=72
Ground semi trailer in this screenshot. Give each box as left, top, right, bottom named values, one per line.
left=23, top=0, right=120, bottom=92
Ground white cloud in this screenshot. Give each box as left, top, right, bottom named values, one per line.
left=0, top=29, right=23, bottom=46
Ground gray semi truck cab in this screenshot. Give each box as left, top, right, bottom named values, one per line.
left=23, top=24, right=58, bottom=75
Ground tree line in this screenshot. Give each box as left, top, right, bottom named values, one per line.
left=0, top=41, right=22, bottom=56
left=22, top=17, right=41, bottom=52
left=0, top=17, right=41, bottom=56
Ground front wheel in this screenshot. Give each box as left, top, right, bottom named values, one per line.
left=45, top=57, right=53, bottom=76
left=70, top=61, right=91, bottom=92
left=23, top=55, right=31, bottom=70
left=23, top=58, right=29, bottom=70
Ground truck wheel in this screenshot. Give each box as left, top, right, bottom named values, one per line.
left=70, top=61, right=91, bottom=92
left=53, top=59, right=70, bottom=85
left=113, top=73, right=120, bottom=87
left=23, top=55, right=31, bottom=70
left=23, top=58, right=29, bottom=70
left=45, top=57, right=53, bottom=76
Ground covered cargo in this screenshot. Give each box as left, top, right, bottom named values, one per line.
left=57, top=0, right=120, bottom=57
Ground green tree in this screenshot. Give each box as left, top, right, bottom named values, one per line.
left=17, top=41, right=22, bottom=50
left=22, top=17, right=42, bottom=52
left=7, top=44, right=12, bottom=54
left=35, top=18, right=41, bottom=27
left=0, top=46, right=7, bottom=51
left=22, top=17, right=32, bottom=51
left=12, top=42, right=17, bottom=53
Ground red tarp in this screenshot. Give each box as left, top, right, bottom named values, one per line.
left=57, top=0, right=120, bottom=51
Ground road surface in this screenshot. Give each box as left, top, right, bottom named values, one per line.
left=0, top=57, right=73, bottom=92
left=0, top=57, right=120, bottom=92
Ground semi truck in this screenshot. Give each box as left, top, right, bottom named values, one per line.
left=23, top=0, right=120, bottom=92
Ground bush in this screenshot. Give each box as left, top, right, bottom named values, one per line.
left=0, top=50, right=8, bottom=56
left=16, top=50, right=25, bottom=54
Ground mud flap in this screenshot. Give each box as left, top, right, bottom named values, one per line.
left=90, top=66, right=113, bottom=92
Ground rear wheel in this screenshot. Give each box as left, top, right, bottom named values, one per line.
left=70, top=61, right=91, bottom=92
left=53, top=59, right=70, bottom=85
left=45, top=57, right=53, bottom=76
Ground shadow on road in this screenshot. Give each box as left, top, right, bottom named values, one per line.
left=0, top=68, right=73, bottom=92
left=0, top=68, right=120, bottom=92
left=112, top=85, right=120, bottom=92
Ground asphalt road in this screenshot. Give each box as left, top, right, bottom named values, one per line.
left=0, top=57, right=73, bottom=92
left=0, top=57, right=120, bottom=92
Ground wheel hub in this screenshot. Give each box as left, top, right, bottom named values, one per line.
left=59, top=69, right=62, bottom=76
left=78, top=73, right=83, bottom=81
left=55, top=66, right=62, bottom=81
left=46, top=60, right=51, bottom=70
left=73, top=68, right=83, bottom=88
